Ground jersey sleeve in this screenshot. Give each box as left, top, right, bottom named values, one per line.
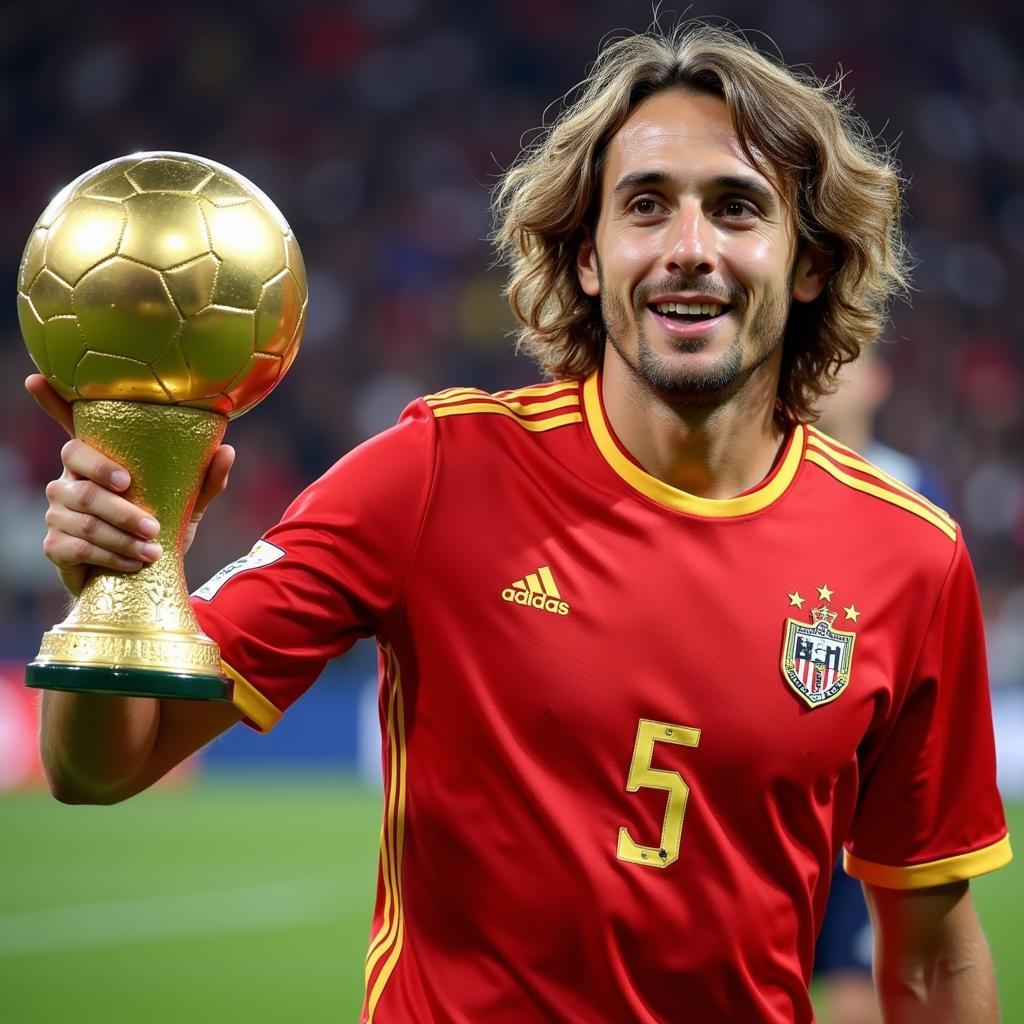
left=190, top=399, right=437, bottom=732
left=844, top=535, right=1012, bottom=888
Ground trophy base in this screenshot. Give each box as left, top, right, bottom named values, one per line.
left=25, top=663, right=232, bottom=701
left=29, top=618, right=230, bottom=701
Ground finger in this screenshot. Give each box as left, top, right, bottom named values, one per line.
left=192, top=445, right=235, bottom=521
left=56, top=564, right=89, bottom=598
left=47, top=475, right=161, bottom=541
left=44, top=505, right=163, bottom=564
left=61, top=438, right=133, bottom=493
left=25, top=374, right=75, bottom=437
left=43, top=531, right=150, bottom=575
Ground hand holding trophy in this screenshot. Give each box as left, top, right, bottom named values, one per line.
left=17, top=152, right=307, bottom=701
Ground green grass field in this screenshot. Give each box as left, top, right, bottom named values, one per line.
left=1, top=779, right=1020, bottom=1023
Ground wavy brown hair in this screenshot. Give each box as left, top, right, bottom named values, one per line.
left=492, top=22, right=911, bottom=421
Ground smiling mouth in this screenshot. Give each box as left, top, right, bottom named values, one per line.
left=648, top=301, right=732, bottom=323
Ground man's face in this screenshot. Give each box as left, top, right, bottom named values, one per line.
left=577, top=88, right=825, bottom=405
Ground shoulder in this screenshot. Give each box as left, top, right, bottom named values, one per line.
left=802, top=425, right=958, bottom=548
left=287, top=379, right=585, bottom=513
left=420, top=379, right=583, bottom=435
left=284, top=398, right=440, bottom=517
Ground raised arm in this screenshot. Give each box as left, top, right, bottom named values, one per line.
left=26, top=374, right=242, bottom=804
left=865, top=880, right=1000, bottom=1023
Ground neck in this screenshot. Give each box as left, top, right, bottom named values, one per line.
left=600, top=344, right=788, bottom=499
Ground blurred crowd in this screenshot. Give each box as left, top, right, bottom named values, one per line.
left=1, top=1, right=1022, bottom=684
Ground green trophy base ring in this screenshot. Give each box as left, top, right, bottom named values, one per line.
left=25, top=663, right=232, bottom=701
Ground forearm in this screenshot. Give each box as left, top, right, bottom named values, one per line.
left=31, top=397, right=241, bottom=804
left=869, top=881, right=1000, bottom=1024
left=875, top=944, right=999, bottom=1023
left=40, top=690, right=160, bottom=804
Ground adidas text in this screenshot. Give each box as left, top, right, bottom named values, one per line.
left=501, top=588, right=569, bottom=616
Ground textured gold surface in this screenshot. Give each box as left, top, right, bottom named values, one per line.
left=17, top=151, right=306, bottom=419
left=36, top=630, right=222, bottom=673
left=34, top=401, right=227, bottom=677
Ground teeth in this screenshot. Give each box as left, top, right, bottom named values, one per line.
left=653, top=302, right=724, bottom=316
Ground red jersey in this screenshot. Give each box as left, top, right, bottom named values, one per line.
left=192, top=371, right=1011, bottom=1024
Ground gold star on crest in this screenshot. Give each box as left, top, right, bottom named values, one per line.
left=817, top=584, right=834, bottom=602
left=788, top=591, right=805, bottom=608
left=843, top=604, right=861, bottom=623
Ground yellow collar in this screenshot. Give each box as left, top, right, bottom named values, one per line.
left=582, top=370, right=804, bottom=518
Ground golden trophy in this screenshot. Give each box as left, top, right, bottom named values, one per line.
left=17, top=152, right=307, bottom=700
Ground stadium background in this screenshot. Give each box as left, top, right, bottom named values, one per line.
left=1, top=1, right=1021, bottom=1020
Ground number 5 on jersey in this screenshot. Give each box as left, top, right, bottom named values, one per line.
left=617, top=718, right=701, bottom=869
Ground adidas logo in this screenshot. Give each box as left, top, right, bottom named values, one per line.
left=501, top=565, right=569, bottom=616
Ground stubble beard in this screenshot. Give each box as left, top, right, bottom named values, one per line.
left=599, top=268, right=792, bottom=409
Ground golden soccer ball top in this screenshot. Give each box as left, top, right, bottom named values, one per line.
left=17, top=152, right=307, bottom=418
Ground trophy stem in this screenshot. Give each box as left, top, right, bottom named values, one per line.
left=27, top=400, right=232, bottom=700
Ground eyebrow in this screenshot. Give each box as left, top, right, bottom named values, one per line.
left=612, top=170, right=778, bottom=208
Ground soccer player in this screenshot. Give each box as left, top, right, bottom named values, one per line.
left=29, top=23, right=1011, bottom=1024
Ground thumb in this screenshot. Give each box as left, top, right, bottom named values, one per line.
left=193, top=444, right=236, bottom=522
left=25, top=374, right=75, bottom=437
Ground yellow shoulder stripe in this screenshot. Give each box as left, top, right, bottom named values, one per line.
left=423, top=386, right=485, bottom=402
left=805, top=449, right=957, bottom=541
left=495, top=380, right=578, bottom=401
left=424, top=390, right=490, bottom=408
left=423, top=384, right=581, bottom=432
left=503, top=395, right=580, bottom=416
left=223, top=660, right=282, bottom=732
left=431, top=402, right=582, bottom=431
left=844, top=834, right=1012, bottom=889
left=426, top=392, right=579, bottom=415
left=807, top=430, right=953, bottom=524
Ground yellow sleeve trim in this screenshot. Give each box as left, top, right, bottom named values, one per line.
left=222, top=660, right=282, bottom=733
left=844, top=834, right=1012, bottom=889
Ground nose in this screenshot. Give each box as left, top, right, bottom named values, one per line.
left=664, top=202, right=717, bottom=277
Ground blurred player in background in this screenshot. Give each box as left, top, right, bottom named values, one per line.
left=816, top=348, right=951, bottom=510
left=27, top=22, right=1010, bottom=1024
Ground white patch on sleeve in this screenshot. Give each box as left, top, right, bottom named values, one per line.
left=192, top=540, right=286, bottom=601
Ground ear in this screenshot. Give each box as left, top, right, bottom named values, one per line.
left=577, top=230, right=601, bottom=297
left=791, top=244, right=831, bottom=304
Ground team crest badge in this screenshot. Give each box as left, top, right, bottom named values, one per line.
left=781, top=586, right=859, bottom=708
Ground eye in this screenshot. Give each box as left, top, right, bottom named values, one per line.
left=721, top=199, right=756, bottom=219
left=628, top=195, right=662, bottom=217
